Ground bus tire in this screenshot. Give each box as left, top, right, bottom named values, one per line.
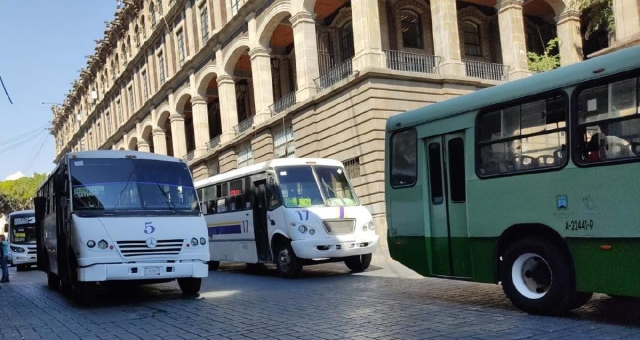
left=178, top=278, right=202, bottom=295
left=47, top=271, right=60, bottom=290
left=345, top=254, right=372, bottom=273
left=274, top=240, right=302, bottom=279
left=502, top=237, right=575, bottom=315
left=77, top=282, right=97, bottom=305
left=208, top=261, right=220, bottom=271
left=16, top=264, right=25, bottom=272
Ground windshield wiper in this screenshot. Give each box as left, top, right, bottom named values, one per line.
left=320, top=177, right=347, bottom=206
left=155, top=183, right=177, bottom=214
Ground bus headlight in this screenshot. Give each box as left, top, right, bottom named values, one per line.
left=97, top=240, right=108, bottom=250
left=309, top=228, right=315, bottom=235
left=191, top=238, right=199, bottom=247
left=87, top=240, right=96, bottom=248
left=200, top=237, right=206, bottom=245
left=298, top=225, right=307, bottom=234
left=362, top=225, right=368, bottom=232
left=368, top=222, right=375, bottom=231
left=10, top=246, right=24, bottom=253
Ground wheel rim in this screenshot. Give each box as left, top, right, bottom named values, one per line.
left=512, top=253, right=552, bottom=299
left=278, top=248, right=291, bottom=273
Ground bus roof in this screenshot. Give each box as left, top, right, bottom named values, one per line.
left=194, top=158, right=344, bottom=188
left=8, top=210, right=34, bottom=217
left=386, top=45, right=640, bottom=132
left=66, top=150, right=184, bottom=163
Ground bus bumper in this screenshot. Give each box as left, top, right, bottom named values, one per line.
left=77, top=261, right=209, bottom=282
left=11, top=254, right=36, bottom=265
left=291, top=235, right=379, bottom=259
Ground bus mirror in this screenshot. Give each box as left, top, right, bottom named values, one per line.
left=3, top=224, right=7, bottom=233
left=201, top=204, right=209, bottom=215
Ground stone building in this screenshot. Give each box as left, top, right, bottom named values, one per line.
left=50, top=0, right=640, bottom=240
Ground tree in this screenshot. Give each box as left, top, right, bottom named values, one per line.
left=0, top=173, right=46, bottom=215
left=527, top=38, right=561, bottom=73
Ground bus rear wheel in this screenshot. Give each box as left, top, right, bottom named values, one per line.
left=274, top=241, right=302, bottom=279
left=47, top=271, right=60, bottom=290
left=502, top=238, right=575, bottom=315
left=345, top=254, right=372, bottom=273
left=16, top=264, right=26, bottom=272
left=178, top=278, right=202, bottom=295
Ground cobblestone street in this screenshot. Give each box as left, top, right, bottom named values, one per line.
left=1, top=252, right=639, bottom=340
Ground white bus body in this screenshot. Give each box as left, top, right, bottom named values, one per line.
left=7, top=210, right=37, bottom=270
left=195, top=158, right=379, bottom=278
left=35, top=151, right=209, bottom=303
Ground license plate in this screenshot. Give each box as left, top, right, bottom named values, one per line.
left=144, top=266, right=162, bottom=276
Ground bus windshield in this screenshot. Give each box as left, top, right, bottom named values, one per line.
left=275, top=165, right=359, bottom=207
left=70, top=158, right=199, bottom=215
left=10, top=215, right=36, bottom=244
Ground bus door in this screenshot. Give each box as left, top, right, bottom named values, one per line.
left=425, top=132, right=472, bottom=278
left=252, top=180, right=272, bottom=262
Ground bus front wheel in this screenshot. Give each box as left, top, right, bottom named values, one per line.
left=502, top=238, right=575, bottom=315
left=178, top=278, right=202, bottom=295
left=76, top=282, right=97, bottom=305
left=274, top=241, right=302, bottom=279
left=345, top=254, right=372, bottom=273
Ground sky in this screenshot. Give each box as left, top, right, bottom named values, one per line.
left=0, top=1, right=118, bottom=181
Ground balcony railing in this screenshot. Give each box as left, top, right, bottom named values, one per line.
left=384, top=50, right=441, bottom=74
left=314, top=58, right=353, bottom=93
left=270, top=91, right=296, bottom=116
left=235, top=116, right=254, bottom=135
left=183, top=150, right=195, bottom=162
left=464, top=60, right=509, bottom=82
left=206, top=135, right=221, bottom=150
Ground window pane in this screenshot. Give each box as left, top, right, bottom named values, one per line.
left=229, top=179, right=245, bottom=211
left=428, top=143, right=443, bottom=204
left=578, top=117, right=640, bottom=163
left=579, top=78, right=639, bottom=124
left=391, top=129, right=417, bottom=187
left=401, top=10, right=422, bottom=49
left=448, top=138, right=466, bottom=203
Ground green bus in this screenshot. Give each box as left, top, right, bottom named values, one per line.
left=385, top=45, right=640, bottom=315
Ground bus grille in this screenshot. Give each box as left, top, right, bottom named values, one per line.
left=27, top=246, right=37, bottom=255
left=322, top=219, right=355, bottom=235
left=116, top=239, right=183, bottom=258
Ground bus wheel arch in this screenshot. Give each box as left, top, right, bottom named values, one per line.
left=495, top=223, right=572, bottom=283
left=270, top=233, right=302, bottom=279
left=270, top=232, right=289, bottom=259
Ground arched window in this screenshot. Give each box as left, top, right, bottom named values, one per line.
left=141, top=17, right=146, bottom=39
left=340, top=21, right=354, bottom=60
left=135, top=25, right=141, bottom=47
left=463, top=20, right=482, bottom=56
left=401, top=10, right=423, bottom=49
left=150, top=2, right=157, bottom=27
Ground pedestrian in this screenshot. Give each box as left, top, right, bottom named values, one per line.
left=0, top=235, right=9, bottom=283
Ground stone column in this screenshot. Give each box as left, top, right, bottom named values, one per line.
left=556, top=10, right=583, bottom=66
left=496, top=0, right=531, bottom=80
left=165, top=29, right=177, bottom=77
left=291, top=11, right=320, bottom=101
left=137, top=140, right=151, bottom=153
left=431, top=0, right=465, bottom=76
left=212, top=0, right=222, bottom=31
left=613, top=0, right=640, bottom=41
left=249, top=47, right=275, bottom=123
left=217, top=74, right=240, bottom=143
left=351, top=0, right=386, bottom=70
left=170, top=114, right=188, bottom=158
left=152, top=128, right=168, bottom=155
left=185, top=0, right=198, bottom=55
left=191, top=95, right=211, bottom=155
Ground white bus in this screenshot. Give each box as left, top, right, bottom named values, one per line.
left=34, top=150, right=209, bottom=304
left=194, top=158, right=379, bottom=278
left=5, top=210, right=37, bottom=271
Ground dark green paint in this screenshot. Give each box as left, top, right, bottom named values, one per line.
left=387, top=236, right=430, bottom=277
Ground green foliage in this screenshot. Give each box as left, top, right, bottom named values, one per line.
left=527, top=38, right=561, bottom=73
left=573, top=0, right=615, bottom=39
left=0, top=173, right=46, bottom=215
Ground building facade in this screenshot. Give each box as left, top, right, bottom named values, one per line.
left=51, top=0, right=640, bottom=242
